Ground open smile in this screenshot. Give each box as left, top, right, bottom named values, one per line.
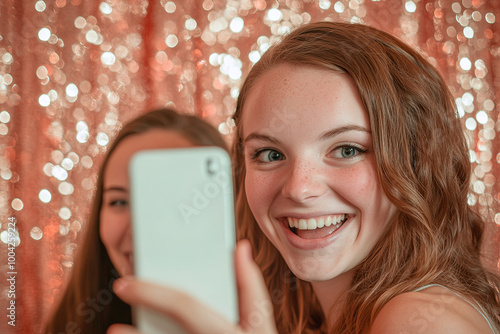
left=287, top=214, right=348, bottom=232
left=281, top=214, right=351, bottom=245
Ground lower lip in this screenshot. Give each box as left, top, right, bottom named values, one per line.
left=280, top=217, right=351, bottom=250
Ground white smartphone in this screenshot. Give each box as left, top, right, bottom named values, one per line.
left=129, top=147, right=238, bottom=333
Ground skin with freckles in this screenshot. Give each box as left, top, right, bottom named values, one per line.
left=104, top=71, right=496, bottom=333
left=103, top=22, right=500, bottom=334
left=100, top=129, right=195, bottom=277
left=242, top=64, right=396, bottom=316
left=105, top=66, right=496, bottom=334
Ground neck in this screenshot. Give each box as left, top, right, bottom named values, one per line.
left=310, top=269, right=354, bottom=329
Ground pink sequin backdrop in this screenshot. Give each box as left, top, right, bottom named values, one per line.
left=0, top=0, right=499, bottom=333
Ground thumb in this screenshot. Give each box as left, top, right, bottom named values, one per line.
left=235, top=239, right=277, bottom=333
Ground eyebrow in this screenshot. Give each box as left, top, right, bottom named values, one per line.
left=243, top=133, right=281, bottom=145
left=243, top=125, right=370, bottom=145
left=318, top=125, right=371, bottom=141
left=103, top=186, right=128, bottom=193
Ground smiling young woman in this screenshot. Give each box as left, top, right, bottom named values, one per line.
left=230, top=22, right=500, bottom=333
left=241, top=65, right=396, bottom=286
left=107, top=22, right=500, bottom=334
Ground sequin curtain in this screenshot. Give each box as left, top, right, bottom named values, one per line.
left=0, top=0, right=498, bottom=333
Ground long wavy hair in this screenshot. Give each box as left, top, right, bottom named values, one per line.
left=45, top=108, right=227, bottom=333
left=232, top=22, right=500, bottom=333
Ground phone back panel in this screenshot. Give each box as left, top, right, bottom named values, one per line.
left=129, top=147, right=237, bottom=333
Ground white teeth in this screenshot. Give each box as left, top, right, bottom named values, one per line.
left=287, top=215, right=347, bottom=231
left=298, top=219, right=307, bottom=230
left=307, top=218, right=316, bottom=230
left=325, top=216, right=332, bottom=227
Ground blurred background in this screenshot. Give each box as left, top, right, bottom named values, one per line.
left=0, top=0, right=498, bottom=332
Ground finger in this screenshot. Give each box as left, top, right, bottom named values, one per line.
left=113, top=276, right=237, bottom=334
left=107, top=323, right=141, bottom=334
left=235, top=239, right=277, bottom=333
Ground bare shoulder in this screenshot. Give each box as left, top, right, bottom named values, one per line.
left=370, top=286, right=494, bottom=334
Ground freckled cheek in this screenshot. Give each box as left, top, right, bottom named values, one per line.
left=245, top=170, right=280, bottom=210
left=332, top=164, right=380, bottom=199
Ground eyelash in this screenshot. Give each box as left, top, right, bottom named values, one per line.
left=250, top=144, right=367, bottom=163
left=108, top=199, right=128, bottom=207
left=332, top=145, right=367, bottom=159
left=250, top=148, right=284, bottom=164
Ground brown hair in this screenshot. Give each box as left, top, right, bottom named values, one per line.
left=232, top=22, right=500, bottom=333
left=45, top=108, right=227, bottom=333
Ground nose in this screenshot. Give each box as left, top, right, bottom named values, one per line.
left=281, top=160, right=327, bottom=203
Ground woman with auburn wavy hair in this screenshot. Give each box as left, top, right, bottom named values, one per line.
left=109, top=22, right=500, bottom=334
left=44, top=108, right=228, bottom=333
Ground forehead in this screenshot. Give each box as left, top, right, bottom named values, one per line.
left=241, top=64, right=368, bottom=135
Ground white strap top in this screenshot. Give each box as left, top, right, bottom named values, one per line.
left=414, top=284, right=498, bottom=334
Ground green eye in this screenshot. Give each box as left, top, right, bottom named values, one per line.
left=341, top=147, right=358, bottom=158
left=331, top=145, right=367, bottom=160
left=265, top=150, right=283, bottom=162
left=253, top=149, right=285, bottom=163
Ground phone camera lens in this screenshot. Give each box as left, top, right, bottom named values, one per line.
left=206, top=158, right=220, bottom=176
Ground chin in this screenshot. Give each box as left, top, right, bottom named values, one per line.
left=294, top=273, right=328, bottom=282
left=286, top=253, right=360, bottom=282
left=294, top=270, right=342, bottom=282
left=284, top=260, right=338, bottom=282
